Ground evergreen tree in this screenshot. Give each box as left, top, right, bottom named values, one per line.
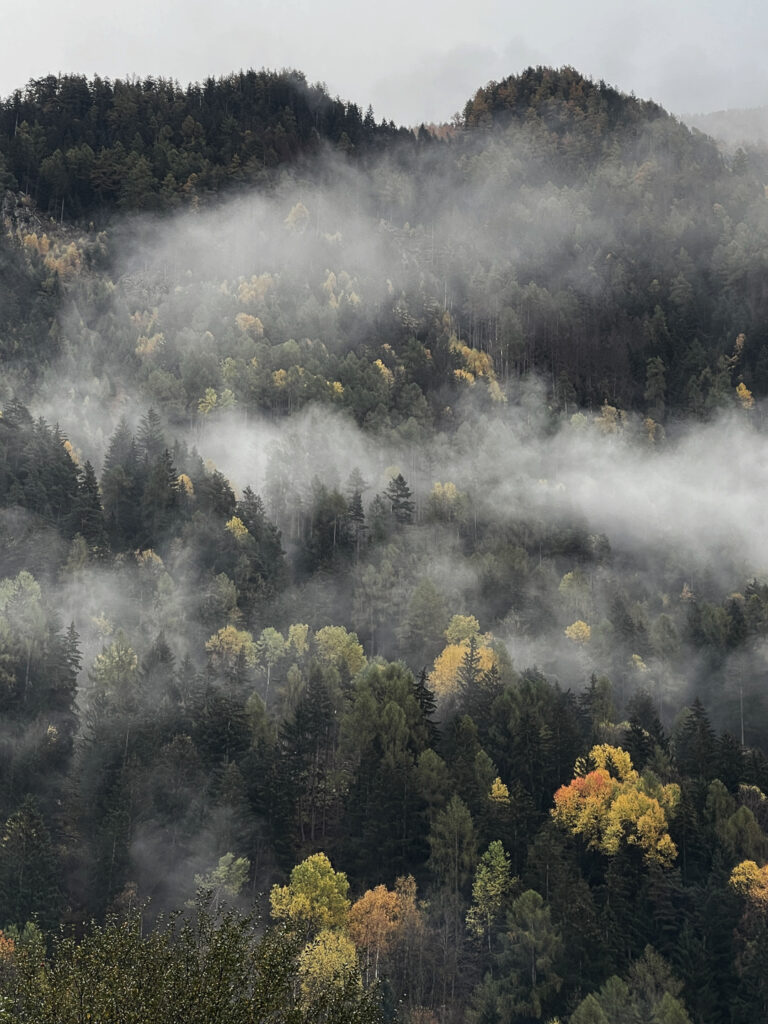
left=413, top=668, right=440, bottom=749
left=136, top=408, right=166, bottom=464
left=101, top=419, right=142, bottom=549
left=346, top=489, right=367, bottom=562
left=458, top=634, right=482, bottom=695
left=0, top=796, right=61, bottom=928
left=469, top=890, right=563, bottom=1024
left=72, top=459, right=107, bottom=550
left=674, top=698, right=717, bottom=781
left=141, top=449, right=179, bottom=547
left=384, top=474, right=415, bottom=525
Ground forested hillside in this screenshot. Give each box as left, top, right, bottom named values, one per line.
left=0, top=66, right=767, bottom=1023
left=684, top=104, right=768, bottom=150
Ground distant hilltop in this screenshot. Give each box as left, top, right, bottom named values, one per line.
left=0, top=65, right=686, bottom=223
left=683, top=106, right=768, bottom=150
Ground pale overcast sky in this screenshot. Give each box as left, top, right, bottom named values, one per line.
left=1, top=0, right=766, bottom=124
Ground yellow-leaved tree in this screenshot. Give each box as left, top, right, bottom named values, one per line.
left=287, top=623, right=310, bottom=658
left=205, top=625, right=257, bottom=679
left=225, top=516, right=249, bottom=542
left=564, top=620, right=591, bottom=645
left=270, top=852, right=350, bottom=939
left=736, top=381, right=754, bottom=410
left=297, top=929, right=360, bottom=1005
left=270, top=852, right=366, bottom=1010
left=427, top=482, right=468, bottom=525
left=314, top=625, right=366, bottom=681
left=551, top=744, right=680, bottom=867
left=284, top=201, right=310, bottom=233
left=428, top=615, right=497, bottom=697
left=729, top=859, right=768, bottom=907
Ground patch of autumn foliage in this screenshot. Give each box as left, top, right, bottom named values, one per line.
left=551, top=744, right=680, bottom=867
left=729, top=860, right=768, bottom=907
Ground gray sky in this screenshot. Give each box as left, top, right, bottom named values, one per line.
left=2, top=0, right=767, bottom=124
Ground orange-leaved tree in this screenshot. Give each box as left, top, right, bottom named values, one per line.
left=551, top=744, right=679, bottom=867
left=348, top=883, right=400, bottom=983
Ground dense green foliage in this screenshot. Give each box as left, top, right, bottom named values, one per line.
left=1, top=906, right=382, bottom=1022
left=0, top=64, right=767, bottom=1022
left=0, top=69, right=403, bottom=218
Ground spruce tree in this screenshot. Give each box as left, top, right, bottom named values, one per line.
left=384, top=474, right=415, bottom=525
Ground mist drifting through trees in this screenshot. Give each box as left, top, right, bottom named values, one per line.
left=0, top=65, right=767, bottom=1022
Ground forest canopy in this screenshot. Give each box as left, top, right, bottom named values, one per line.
left=0, top=64, right=767, bottom=1023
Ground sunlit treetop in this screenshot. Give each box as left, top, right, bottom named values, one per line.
left=552, top=744, right=680, bottom=867
left=270, top=852, right=350, bottom=937
left=729, top=859, right=768, bottom=907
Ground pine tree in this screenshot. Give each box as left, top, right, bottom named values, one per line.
left=384, top=473, right=415, bottom=525
left=72, top=459, right=107, bottom=550
left=428, top=794, right=477, bottom=898
left=0, top=796, right=61, bottom=928
left=44, top=620, right=80, bottom=728
left=101, top=419, right=142, bottom=549
left=141, top=449, right=179, bottom=547
left=413, top=668, right=439, bottom=749
left=136, top=408, right=165, bottom=464
left=140, top=632, right=176, bottom=706
left=457, top=634, right=482, bottom=695
left=346, top=489, right=367, bottom=562
left=469, top=890, right=563, bottom=1023
left=674, top=698, right=717, bottom=781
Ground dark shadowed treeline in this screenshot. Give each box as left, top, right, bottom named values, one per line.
left=0, top=69, right=405, bottom=217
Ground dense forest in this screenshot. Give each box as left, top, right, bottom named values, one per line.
left=1, top=65, right=768, bottom=1022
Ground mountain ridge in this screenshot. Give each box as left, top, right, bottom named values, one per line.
left=0, top=64, right=725, bottom=223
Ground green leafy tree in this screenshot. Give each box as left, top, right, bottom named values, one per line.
left=255, top=626, right=287, bottom=704
left=193, top=852, right=250, bottom=911
left=571, top=946, right=692, bottom=1024
left=399, top=578, right=449, bottom=664
left=270, top=852, right=350, bottom=938
left=88, top=631, right=139, bottom=703
left=314, top=625, right=366, bottom=682
left=428, top=794, right=477, bottom=899
left=466, top=840, right=516, bottom=956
